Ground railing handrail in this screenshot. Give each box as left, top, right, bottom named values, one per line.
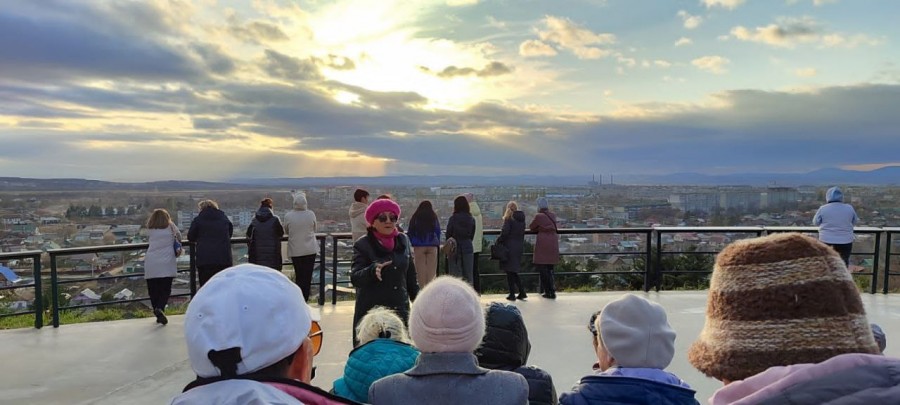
left=3, top=226, right=899, bottom=329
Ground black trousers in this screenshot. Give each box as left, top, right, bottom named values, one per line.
left=291, top=254, right=317, bottom=301
left=198, top=264, right=229, bottom=288
left=506, top=272, right=523, bottom=295
left=147, top=277, right=173, bottom=310
left=472, top=252, right=481, bottom=293
left=536, top=264, right=556, bottom=294
left=827, top=243, right=853, bottom=267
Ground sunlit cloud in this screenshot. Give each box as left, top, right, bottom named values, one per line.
left=677, top=10, right=703, bottom=29
left=702, top=0, right=746, bottom=9
left=692, top=56, right=731, bottom=74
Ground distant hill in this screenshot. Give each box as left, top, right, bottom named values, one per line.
left=1, top=166, right=897, bottom=191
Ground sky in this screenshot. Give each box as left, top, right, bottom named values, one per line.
left=1, top=0, right=899, bottom=182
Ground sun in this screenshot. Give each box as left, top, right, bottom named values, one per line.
left=333, top=91, right=361, bottom=105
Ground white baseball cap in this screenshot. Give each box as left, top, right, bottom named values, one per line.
left=184, top=264, right=316, bottom=378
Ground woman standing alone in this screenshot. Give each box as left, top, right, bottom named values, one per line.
left=247, top=198, right=285, bottom=270
left=529, top=197, right=559, bottom=299
left=284, top=192, right=318, bottom=301
left=497, top=201, right=527, bottom=301
left=407, top=200, right=441, bottom=288
left=144, top=209, right=182, bottom=325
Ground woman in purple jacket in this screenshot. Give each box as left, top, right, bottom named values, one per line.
left=529, top=197, right=559, bottom=299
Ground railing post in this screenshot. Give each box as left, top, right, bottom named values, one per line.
left=332, top=237, right=339, bottom=305
left=189, top=244, right=197, bottom=297
left=884, top=231, right=893, bottom=294
left=33, top=253, right=43, bottom=329
left=654, top=230, right=662, bottom=292
left=50, top=253, right=60, bottom=328
left=318, top=237, right=326, bottom=306
left=643, top=230, right=652, bottom=292
left=871, top=232, right=881, bottom=294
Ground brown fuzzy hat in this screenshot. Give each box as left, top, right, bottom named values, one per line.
left=688, top=233, right=880, bottom=382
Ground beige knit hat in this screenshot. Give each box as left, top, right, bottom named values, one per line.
left=409, top=276, right=485, bottom=353
left=688, top=233, right=880, bottom=382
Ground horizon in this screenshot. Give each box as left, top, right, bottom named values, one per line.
left=2, top=1, right=900, bottom=181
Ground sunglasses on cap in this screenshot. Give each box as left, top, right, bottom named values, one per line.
left=587, top=310, right=602, bottom=337
left=309, top=320, right=323, bottom=356
left=376, top=213, right=399, bottom=223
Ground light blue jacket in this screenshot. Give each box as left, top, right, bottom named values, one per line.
left=813, top=187, right=859, bottom=244
left=333, top=339, right=419, bottom=403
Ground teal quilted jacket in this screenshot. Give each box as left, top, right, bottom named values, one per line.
left=333, top=339, right=419, bottom=403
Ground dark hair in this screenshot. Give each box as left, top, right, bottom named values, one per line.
left=588, top=310, right=602, bottom=337
left=453, top=195, right=470, bottom=214
left=260, top=198, right=274, bottom=208
left=408, top=200, right=438, bottom=239
left=376, top=194, right=392, bottom=200
left=353, top=189, right=369, bottom=202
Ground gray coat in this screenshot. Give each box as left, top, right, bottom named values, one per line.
left=369, top=352, right=528, bottom=405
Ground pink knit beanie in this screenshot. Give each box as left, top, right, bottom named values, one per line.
left=364, top=199, right=401, bottom=226
left=409, top=276, right=485, bottom=353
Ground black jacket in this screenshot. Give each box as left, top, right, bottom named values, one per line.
left=446, top=212, right=476, bottom=254
left=476, top=302, right=558, bottom=405
left=187, top=207, right=234, bottom=267
left=497, top=211, right=526, bottom=273
left=247, top=207, right=285, bottom=270
left=350, top=232, right=419, bottom=346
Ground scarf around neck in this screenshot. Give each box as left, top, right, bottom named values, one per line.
left=373, top=229, right=399, bottom=251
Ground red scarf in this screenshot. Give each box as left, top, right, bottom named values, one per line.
left=373, top=229, right=399, bottom=251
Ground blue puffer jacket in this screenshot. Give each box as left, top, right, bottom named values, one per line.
left=559, top=374, right=699, bottom=405
left=333, top=339, right=419, bottom=403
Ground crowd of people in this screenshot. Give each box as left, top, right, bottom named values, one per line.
left=149, top=186, right=898, bottom=404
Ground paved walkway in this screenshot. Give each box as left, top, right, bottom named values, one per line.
left=2, top=291, right=898, bottom=405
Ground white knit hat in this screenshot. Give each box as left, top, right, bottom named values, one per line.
left=598, top=293, right=676, bottom=369
left=184, top=264, right=316, bottom=377
left=409, top=276, right=485, bottom=353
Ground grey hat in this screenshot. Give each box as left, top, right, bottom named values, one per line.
left=598, top=294, right=676, bottom=369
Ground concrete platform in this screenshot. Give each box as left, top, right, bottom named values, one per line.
left=2, top=291, right=898, bottom=405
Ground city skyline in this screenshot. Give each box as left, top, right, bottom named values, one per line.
left=2, top=0, right=899, bottom=181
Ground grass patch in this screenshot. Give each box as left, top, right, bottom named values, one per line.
left=0, top=305, right=188, bottom=330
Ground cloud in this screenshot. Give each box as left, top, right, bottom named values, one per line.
left=692, top=56, right=730, bottom=74
left=317, top=54, right=356, bottom=71
left=446, top=0, right=478, bottom=5
left=731, top=17, right=880, bottom=48
left=795, top=67, right=818, bottom=77
left=534, top=16, right=616, bottom=59
left=677, top=10, right=703, bottom=29
left=262, top=49, right=323, bottom=81
left=674, top=37, right=693, bottom=47
left=654, top=60, right=673, bottom=68
left=420, top=62, right=514, bottom=78
left=227, top=16, right=290, bottom=44
left=702, top=0, right=746, bottom=9
left=519, top=39, right=558, bottom=57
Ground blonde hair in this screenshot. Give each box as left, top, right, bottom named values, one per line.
left=356, top=306, right=411, bottom=346
left=146, top=209, right=172, bottom=229
left=502, top=201, right=518, bottom=221
left=198, top=200, right=219, bottom=210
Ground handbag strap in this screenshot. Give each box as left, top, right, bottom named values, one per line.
left=543, top=212, right=558, bottom=232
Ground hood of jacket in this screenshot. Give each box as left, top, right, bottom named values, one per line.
left=292, top=193, right=308, bottom=210
left=198, top=207, right=227, bottom=220
left=470, top=201, right=482, bottom=217
left=255, top=206, right=274, bottom=222
left=512, top=210, right=526, bottom=223
left=826, top=186, right=844, bottom=203
left=475, top=302, right=530, bottom=370
left=349, top=201, right=367, bottom=218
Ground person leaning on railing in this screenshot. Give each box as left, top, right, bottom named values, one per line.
left=813, top=186, right=859, bottom=267
left=187, top=200, right=233, bottom=288
left=144, top=208, right=181, bottom=325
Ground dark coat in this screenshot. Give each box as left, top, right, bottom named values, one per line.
left=350, top=232, right=419, bottom=345
left=476, top=302, right=557, bottom=405
left=446, top=212, right=476, bottom=254
left=187, top=207, right=234, bottom=267
left=559, top=375, right=698, bottom=405
left=498, top=211, right=526, bottom=273
left=246, top=207, right=285, bottom=270
left=529, top=210, right=559, bottom=265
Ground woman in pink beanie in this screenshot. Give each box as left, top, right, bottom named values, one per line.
left=350, top=198, right=419, bottom=347
left=369, top=276, right=528, bottom=405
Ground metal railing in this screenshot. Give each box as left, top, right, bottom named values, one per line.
left=1, top=226, right=898, bottom=329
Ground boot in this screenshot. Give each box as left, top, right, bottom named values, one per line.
left=506, top=294, right=516, bottom=301
left=517, top=292, right=528, bottom=300
left=154, top=308, right=168, bottom=325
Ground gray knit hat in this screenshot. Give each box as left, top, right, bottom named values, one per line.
left=688, top=233, right=880, bottom=382
left=598, top=294, right=676, bottom=369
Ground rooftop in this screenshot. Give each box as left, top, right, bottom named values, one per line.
left=2, top=291, right=898, bottom=405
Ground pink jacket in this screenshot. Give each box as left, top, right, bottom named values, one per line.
left=709, top=353, right=900, bottom=404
